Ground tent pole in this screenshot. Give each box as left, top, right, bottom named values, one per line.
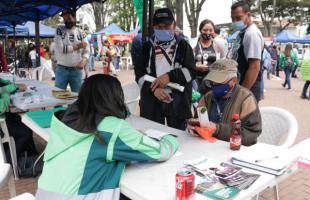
left=148, top=0, right=154, bottom=38
left=142, top=0, right=148, bottom=42
left=35, top=19, right=40, bottom=80
left=13, top=24, right=17, bottom=76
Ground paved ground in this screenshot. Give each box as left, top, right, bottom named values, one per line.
left=0, top=66, right=309, bottom=200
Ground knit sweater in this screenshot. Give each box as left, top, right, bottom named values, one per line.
left=54, top=26, right=90, bottom=67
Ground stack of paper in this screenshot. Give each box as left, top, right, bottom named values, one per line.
left=231, top=143, right=298, bottom=176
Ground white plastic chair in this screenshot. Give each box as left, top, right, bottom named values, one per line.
left=0, top=132, right=16, bottom=198
left=257, top=106, right=298, bottom=200
left=31, top=58, right=55, bottom=81
left=9, top=193, right=35, bottom=200
left=122, top=82, right=140, bottom=115
left=259, top=106, right=298, bottom=148
left=0, top=116, right=19, bottom=179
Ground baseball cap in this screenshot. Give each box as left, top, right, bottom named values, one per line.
left=204, top=59, right=238, bottom=83
left=153, top=8, right=175, bottom=26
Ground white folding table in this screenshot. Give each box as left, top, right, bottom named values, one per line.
left=21, top=114, right=300, bottom=200
left=11, top=79, right=75, bottom=110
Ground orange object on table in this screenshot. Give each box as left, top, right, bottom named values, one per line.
left=194, top=126, right=217, bottom=142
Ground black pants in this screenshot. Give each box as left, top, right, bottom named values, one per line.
left=1, top=113, right=36, bottom=163
left=152, top=101, right=186, bottom=130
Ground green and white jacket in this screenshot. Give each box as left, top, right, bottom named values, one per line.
left=0, top=79, right=17, bottom=114
left=36, top=109, right=179, bottom=200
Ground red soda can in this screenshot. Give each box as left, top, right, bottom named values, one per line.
left=176, top=168, right=195, bottom=200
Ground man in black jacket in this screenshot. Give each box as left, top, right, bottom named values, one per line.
left=134, top=8, right=196, bottom=130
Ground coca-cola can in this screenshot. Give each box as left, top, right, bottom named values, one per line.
left=176, top=168, right=195, bottom=200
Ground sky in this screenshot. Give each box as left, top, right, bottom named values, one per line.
left=183, top=0, right=233, bottom=37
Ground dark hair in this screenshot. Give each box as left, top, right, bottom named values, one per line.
left=199, top=19, right=215, bottom=32
left=231, top=1, right=250, bottom=12
left=214, top=26, right=221, bottom=35
left=75, top=74, right=128, bottom=134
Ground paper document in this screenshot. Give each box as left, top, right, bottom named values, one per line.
left=144, top=75, right=185, bottom=92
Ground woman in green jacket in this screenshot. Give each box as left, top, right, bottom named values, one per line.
left=279, top=44, right=299, bottom=89
left=36, top=74, right=179, bottom=200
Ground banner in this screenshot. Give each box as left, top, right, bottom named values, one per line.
left=133, top=0, right=143, bottom=28
left=301, top=59, right=310, bottom=81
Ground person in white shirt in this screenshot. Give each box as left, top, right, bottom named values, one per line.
left=54, top=9, right=89, bottom=92
left=29, top=46, right=37, bottom=68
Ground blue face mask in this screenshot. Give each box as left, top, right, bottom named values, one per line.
left=233, top=21, right=247, bottom=31
left=211, top=83, right=231, bottom=98
left=154, top=29, right=175, bottom=42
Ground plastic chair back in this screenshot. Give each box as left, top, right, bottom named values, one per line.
left=122, top=82, right=140, bottom=114
left=258, top=106, right=298, bottom=148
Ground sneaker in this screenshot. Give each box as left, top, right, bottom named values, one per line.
left=288, top=87, right=291, bottom=90
left=282, top=83, right=285, bottom=88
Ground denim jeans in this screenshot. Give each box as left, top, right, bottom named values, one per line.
left=113, top=56, right=121, bottom=70
left=260, top=69, right=265, bottom=97
left=302, top=81, right=310, bottom=96
left=283, top=68, right=292, bottom=89
left=55, top=65, right=82, bottom=92
left=88, top=55, right=95, bottom=71
left=31, top=59, right=37, bottom=68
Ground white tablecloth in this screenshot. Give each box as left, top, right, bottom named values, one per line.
left=21, top=114, right=298, bottom=200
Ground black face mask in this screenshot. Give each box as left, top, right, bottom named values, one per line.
left=65, top=21, right=75, bottom=29
left=201, top=33, right=213, bottom=41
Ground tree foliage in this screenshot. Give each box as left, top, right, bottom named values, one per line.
left=253, top=0, right=310, bottom=35
left=184, top=0, right=207, bottom=38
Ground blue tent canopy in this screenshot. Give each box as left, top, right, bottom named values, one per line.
left=274, top=30, right=299, bottom=43
left=96, top=23, right=128, bottom=35
left=16, top=21, right=56, bottom=37
left=0, top=0, right=100, bottom=24
left=0, top=24, right=28, bottom=35
left=130, top=26, right=140, bottom=35
left=227, top=31, right=239, bottom=43
left=296, top=35, right=310, bottom=44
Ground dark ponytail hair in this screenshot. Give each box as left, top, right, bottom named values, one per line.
left=75, top=74, right=128, bottom=143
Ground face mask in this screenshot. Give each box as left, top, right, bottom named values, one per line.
left=65, top=21, right=75, bottom=29
left=233, top=20, right=247, bottom=31
left=154, top=29, right=175, bottom=42
left=211, top=83, right=231, bottom=98
left=201, top=33, right=213, bottom=40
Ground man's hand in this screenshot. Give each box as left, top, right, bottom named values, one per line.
left=76, top=58, right=87, bottom=69
left=186, top=118, right=200, bottom=136
left=17, top=83, right=27, bottom=92
left=154, top=88, right=172, bottom=102
left=151, top=74, right=170, bottom=92
left=196, top=63, right=208, bottom=72
left=73, top=42, right=88, bottom=50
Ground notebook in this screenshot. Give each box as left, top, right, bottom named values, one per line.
left=231, top=143, right=297, bottom=176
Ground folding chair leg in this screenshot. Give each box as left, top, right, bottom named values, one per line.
left=8, top=138, right=19, bottom=179
left=273, top=185, right=279, bottom=200
left=8, top=174, right=16, bottom=198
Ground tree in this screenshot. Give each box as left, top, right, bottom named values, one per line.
left=91, top=1, right=110, bottom=31
left=41, top=15, right=61, bottom=28
left=254, top=0, right=310, bottom=35
left=163, top=0, right=184, bottom=30
left=184, top=0, right=207, bottom=38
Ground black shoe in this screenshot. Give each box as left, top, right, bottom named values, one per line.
left=91, top=69, right=96, bottom=71
left=301, top=95, right=307, bottom=99
left=282, top=83, right=285, bottom=88
left=288, top=87, right=291, bottom=90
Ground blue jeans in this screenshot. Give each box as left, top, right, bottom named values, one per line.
left=283, top=68, right=292, bottom=89
left=31, top=59, right=37, bottom=68
left=302, top=81, right=310, bottom=96
left=55, top=65, right=82, bottom=92
left=88, top=56, right=95, bottom=71
left=113, top=56, right=121, bottom=70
